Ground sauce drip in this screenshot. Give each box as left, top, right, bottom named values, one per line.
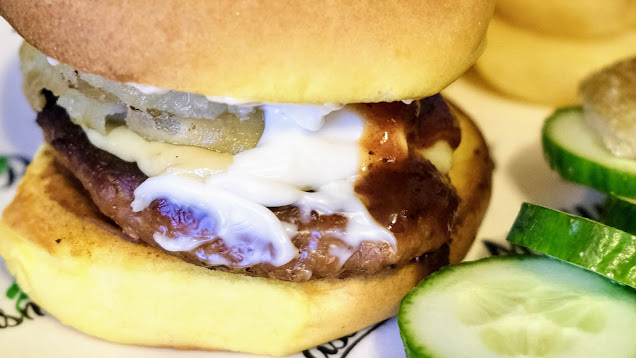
left=354, top=95, right=460, bottom=256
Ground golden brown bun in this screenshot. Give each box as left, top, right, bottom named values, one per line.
left=0, top=0, right=494, bottom=104
left=475, top=17, right=636, bottom=106
left=0, top=105, right=491, bottom=355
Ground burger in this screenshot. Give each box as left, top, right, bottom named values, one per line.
left=0, top=0, right=494, bottom=355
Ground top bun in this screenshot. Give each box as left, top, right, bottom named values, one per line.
left=1, top=0, right=494, bottom=103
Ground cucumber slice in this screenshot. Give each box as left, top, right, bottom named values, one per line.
left=399, top=255, right=636, bottom=358
left=542, top=106, right=636, bottom=198
left=600, top=194, right=636, bottom=235
left=507, top=203, right=636, bottom=289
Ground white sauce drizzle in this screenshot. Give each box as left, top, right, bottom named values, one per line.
left=83, top=104, right=397, bottom=268
left=127, top=82, right=170, bottom=95
left=46, top=56, right=59, bottom=67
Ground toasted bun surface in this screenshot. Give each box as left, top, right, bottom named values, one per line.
left=0, top=105, right=491, bottom=355
left=0, top=0, right=494, bottom=103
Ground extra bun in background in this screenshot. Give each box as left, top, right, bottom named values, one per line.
left=0, top=0, right=494, bottom=103
left=475, top=16, right=636, bottom=106
left=0, top=103, right=492, bottom=356
left=496, top=0, right=636, bottom=38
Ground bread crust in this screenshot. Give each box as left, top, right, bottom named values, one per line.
left=0, top=0, right=493, bottom=103
left=0, top=105, right=491, bottom=355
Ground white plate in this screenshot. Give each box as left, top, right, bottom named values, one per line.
left=0, top=17, right=604, bottom=358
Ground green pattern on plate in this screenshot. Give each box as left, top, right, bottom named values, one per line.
left=0, top=156, right=8, bottom=175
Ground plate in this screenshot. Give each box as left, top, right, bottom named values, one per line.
left=0, top=17, right=604, bottom=358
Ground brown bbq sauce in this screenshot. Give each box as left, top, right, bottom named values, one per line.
left=353, top=95, right=460, bottom=238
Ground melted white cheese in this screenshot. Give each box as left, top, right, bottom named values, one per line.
left=417, top=140, right=454, bottom=174
left=84, top=105, right=397, bottom=268
left=85, top=127, right=232, bottom=177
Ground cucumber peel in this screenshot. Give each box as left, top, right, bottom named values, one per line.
left=600, top=194, right=636, bottom=236
left=542, top=106, right=636, bottom=198
left=507, top=203, right=636, bottom=289
left=399, top=255, right=636, bottom=358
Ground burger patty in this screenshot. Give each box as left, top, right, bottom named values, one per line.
left=37, top=91, right=459, bottom=282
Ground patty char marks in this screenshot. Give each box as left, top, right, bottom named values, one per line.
left=37, top=91, right=458, bottom=282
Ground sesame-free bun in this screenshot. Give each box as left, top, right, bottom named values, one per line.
left=0, top=104, right=491, bottom=355
left=0, top=0, right=494, bottom=104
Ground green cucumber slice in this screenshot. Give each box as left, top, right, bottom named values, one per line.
left=507, top=203, right=636, bottom=288
left=398, top=255, right=636, bottom=358
left=600, top=194, right=636, bottom=235
left=542, top=106, right=636, bottom=198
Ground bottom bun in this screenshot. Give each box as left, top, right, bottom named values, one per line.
left=0, top=103, right=491, bottom=356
